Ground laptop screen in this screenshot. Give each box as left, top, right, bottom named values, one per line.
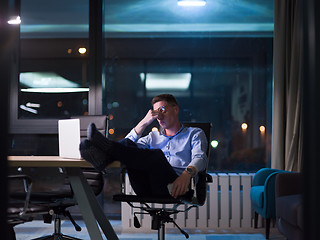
left=58, top=119, right=81, bottom=159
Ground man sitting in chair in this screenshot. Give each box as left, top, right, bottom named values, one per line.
left=80, top=94, right=208, bottom=199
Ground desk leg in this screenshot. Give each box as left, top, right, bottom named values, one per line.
left=66, top=167, right=119, bottom=240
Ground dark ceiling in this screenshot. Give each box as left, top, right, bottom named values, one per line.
left=20, top=0, right=274, bottom=38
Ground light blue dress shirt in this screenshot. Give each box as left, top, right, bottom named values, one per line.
left=125, top=125, right=208, bottom=176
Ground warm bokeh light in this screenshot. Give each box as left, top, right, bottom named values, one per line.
left=108, top=128, right=115, bottom=135
left=152, top=127, right=159, bottom=132
left=78, top=47, right=87, bottom=54
left=108, top=114, right=114, bottom=120
left=241, top=123, right=248, bottom=130
left=57, top=101, right=63, bottom=107
left=211, top=140, right=219, bottom=148
left=67, top=49, right=72, bottom=54
left=259, top=125, right=266, bottom=133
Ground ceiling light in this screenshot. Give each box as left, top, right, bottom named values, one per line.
left=141, top=73, right=191, bottom=91
left=21, top=88, right=89, bottom=93
left=177, top=0, right=206, bottom=7
left=8, top=16, right=21, bottom=25
left=20, top=72, right=79, bottom=88
left=19, top=72, right=89, bottom=93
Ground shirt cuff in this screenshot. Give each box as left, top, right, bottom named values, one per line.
left=125, top=128, right=140, bottom=142
left=189, top=158, right=205, bottom=173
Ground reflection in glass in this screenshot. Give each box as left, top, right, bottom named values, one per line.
left=19, top=59, right=89, bottom=118
left=142, top=73, right=191, bottom=91
left=20, top=72, right=89, bottom=93
left=19, top=0, right=89, bottom=119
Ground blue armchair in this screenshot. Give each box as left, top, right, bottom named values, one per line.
left=250, top=168, right=288, bottom=239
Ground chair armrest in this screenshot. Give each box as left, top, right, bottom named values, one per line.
left=276, top=172, right=301, bottom=198
left=258, top=171, right=283, bottom=218
left=252, top=168, right=283, bottom=186
left=263, top=171, right=281, bottom=199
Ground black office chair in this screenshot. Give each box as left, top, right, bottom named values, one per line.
left=30, top=169, right=104, bottom=240
left=7, top=175, right=50, bottom=240
left=10, top=115, right=107, bottom=240
left=113, top=122, right=212, bottom=240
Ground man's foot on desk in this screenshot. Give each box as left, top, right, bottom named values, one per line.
left=79, top=139, right=112, bottom=171
left=87, top=123, right=114, bottom=154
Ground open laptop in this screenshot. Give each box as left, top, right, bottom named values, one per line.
left=58, top=119, right=81, bottom=159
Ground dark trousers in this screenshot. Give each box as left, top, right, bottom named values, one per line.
left=114, top=139, right=179, bottom=197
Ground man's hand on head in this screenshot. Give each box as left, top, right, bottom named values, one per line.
left=144, top=109, right=159, bottom=125
left=134, top=109, right=158, bottom=135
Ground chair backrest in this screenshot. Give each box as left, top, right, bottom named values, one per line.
left=71, top=115, right=108, bottom=139
left=70, top=115, right=108, bottom=196
left=182, top=122, right=212, bottom=206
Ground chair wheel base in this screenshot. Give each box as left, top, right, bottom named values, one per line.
left=32, top=234, right=83, bottom=240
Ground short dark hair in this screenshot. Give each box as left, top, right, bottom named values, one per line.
left=151, top=94, right=178, bottom=106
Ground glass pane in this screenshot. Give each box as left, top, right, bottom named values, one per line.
left=19, top=59, right=89, bottom=118
left=104, top=1, right=273, bottom=173
left=19, top=0, right=89, bottom=119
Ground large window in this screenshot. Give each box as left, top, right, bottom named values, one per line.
left=103, top=0, right=273, bottom=172
left=102, top=0, right=273, bottom=172
left=104, top=38, right=273, bottom=172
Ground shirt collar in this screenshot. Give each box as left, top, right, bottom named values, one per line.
left=160, top=124, right=184, bottom=139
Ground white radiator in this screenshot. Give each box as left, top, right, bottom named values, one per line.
left=120, top=173, right=255, bottom=230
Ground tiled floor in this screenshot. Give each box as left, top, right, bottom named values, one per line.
left=14, top=219, right=286, bottom=240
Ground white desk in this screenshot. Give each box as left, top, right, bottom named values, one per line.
left=8, top=156, right=119, bottom=240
